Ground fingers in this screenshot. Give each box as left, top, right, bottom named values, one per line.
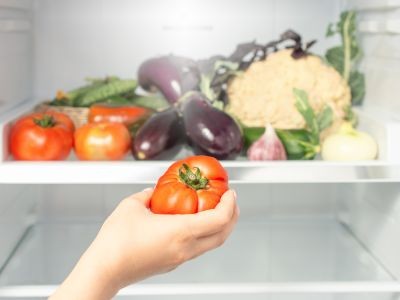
left=126, top=188, right=154, bottom=208
left=190, top=204, right=239, bottom=259
left=185, top=189, right=237, bottom=238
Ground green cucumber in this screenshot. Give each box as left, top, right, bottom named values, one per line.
left=68, top=82, right=103, bottom=102
left=77, top=79, right=137, bottom=107
left=100, top=95, right=135, bottom=106
left=50, top=77, right=115, bottom=107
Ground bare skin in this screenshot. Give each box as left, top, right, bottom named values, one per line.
left=50, top=188, right=239, bottom=300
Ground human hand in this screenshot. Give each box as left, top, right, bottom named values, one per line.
left=50, top=188, right=239, bottom=300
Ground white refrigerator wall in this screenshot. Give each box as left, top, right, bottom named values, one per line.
left=2, top=0, right=400, bottom=114
left=354, top=1, right=400, bottom=115
left=0, top=185, right=37, bottom=269
left=338, top=183, right=400, bottom=279
left=31, top=0, right=342, bottom=101
left=0, top=0, right=32, bottom=113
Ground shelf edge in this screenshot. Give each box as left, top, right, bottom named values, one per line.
left=1, top=282, right=400, bottom=297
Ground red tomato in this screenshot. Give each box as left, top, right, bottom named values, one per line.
left=151, top=156, right=229, bottom=214
left=10, top=113, right=74, bottom=161
left=88, top=104, right=152, bottom=125
left=74, top=122, right=131, bottom=160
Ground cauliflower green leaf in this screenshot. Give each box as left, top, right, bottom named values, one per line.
left=325, top=11, right=365, bottom=105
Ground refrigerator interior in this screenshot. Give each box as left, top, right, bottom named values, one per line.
left=1, top=0, right=400, bottom=299
left=1, top=183, right=400, bottom=300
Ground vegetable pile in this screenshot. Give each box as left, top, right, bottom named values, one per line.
left=51, top=76, right=168, bottom=111
left=133, top=55, right=244, bottom=160
left=9, top=10, right=378, bottom=162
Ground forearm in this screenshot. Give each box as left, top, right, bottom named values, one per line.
left=49, top=188, right=238, bottom=300
left=49, top=243, right=119, bottom=300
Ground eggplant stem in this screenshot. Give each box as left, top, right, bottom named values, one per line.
left=179, top=164, right=209, bottom=190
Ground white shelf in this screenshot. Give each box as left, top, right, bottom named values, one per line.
left=1, top=103, right=400, bottom=183
left=349, top=0, right=400, bottom=10
left=0, top=161, right=400, bottom=184
left=0, top=219, right=398, bottom=298
left=359, top=20, right=400, bottom=34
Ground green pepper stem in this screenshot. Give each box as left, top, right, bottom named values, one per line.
left=179, top=164, right=209, bottom=190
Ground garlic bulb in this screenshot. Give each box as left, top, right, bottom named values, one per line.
left=322, top=122, right=378, bottom=161
left=247, top=124, right=287, bottom=161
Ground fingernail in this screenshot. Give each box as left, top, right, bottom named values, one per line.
left=143, top=188, right=153, bottom=192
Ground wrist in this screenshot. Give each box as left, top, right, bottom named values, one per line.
left=51, top=242, right=120, bottom=300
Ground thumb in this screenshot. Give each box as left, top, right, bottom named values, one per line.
left=185, top=189, right=237, bottom=238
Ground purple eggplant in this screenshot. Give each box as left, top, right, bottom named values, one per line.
left=138, top=55, right=200, bottom=104
left=132, top=107, right=185, bottom=160
left=181, top=92, right=243, bottom=160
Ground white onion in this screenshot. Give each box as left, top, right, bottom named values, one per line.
left=322, top=122, right=378, bottom=161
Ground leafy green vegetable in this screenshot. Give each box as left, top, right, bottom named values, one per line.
left=349, top=71, right=365, bottom=105
left=325, top=11, right=365, bottom=105
left=276, top=89, right=333, bottom=160
left=276, top=129, right=320, bottom=160
left=317, top=106, right=334, bottom=131
left=200, top=74, right=217, bottom=101
left=325, top=46, right=344, bottom=74
left=293, top=88, right=320, bottom=144
left=344, top=105, right=358, bottom=127
left=212, top=100, right=225, bottom=111
left=199, top=60, right=240, bottom=105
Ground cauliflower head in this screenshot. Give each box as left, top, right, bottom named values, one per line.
left=226, top=49, right=351, bottom=130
